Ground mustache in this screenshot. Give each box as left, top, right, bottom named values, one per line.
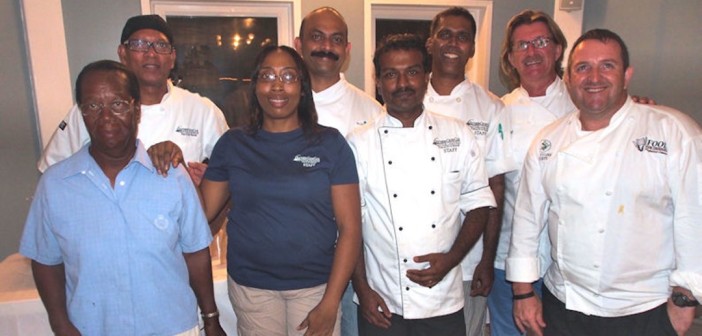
left=523, top=55, right=543, bottom=65
left=391, top=87, right=416, bottom=97
left=310, top=50, right=340, bottom=61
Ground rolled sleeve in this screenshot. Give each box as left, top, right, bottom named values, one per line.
left=506, top=134, right=548, bottom=283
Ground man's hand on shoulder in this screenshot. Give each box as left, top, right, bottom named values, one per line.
left=631, top=95, right=657, bottom=105
left=147, top=141, right=185, bottom=176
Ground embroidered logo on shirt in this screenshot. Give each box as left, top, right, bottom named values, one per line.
left=433, top=137, right=460, bottom=153
left=176, top=127, right=199, bottom=137
left=153, top=214, right=169, bottom=230
left=294, top=155, right=321, bottom=167
left=466, top=120, right=489, bottom=136
left=539, top=139, right=552, bottom=160
left=59, top=121, right=68, bottom=131
left=633, top=137, right=667, bottom=155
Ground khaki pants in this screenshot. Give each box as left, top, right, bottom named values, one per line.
left=228, top=276, right=341, bottom=336
left=463, top=280, right=488, bottom=336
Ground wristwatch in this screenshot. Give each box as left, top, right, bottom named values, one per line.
left=671, top=292, right=700, bottom=307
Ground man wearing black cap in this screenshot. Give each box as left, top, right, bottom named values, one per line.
left=38, top=14, right=228, bottom=180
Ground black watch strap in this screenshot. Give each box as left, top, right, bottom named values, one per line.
left=671, top=292, right=700, bottom=307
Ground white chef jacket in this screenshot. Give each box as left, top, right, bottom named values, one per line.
left=506, top=97, right=702, bottom=317
left=38, top=82, right=228, bottom=172
left=424, top=76, right=516, bottom=281
left=347, top=111, right=496, bottom=319
left=314, top=74, right=383, bottom=136
left=496, top=78, right=576, bottom=273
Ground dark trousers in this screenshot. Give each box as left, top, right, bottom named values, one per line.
left=357, top=307, right=465, bottom=336
left=542, top=286, right=677, bottom=336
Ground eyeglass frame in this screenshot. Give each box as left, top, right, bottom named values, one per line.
left=257, top=70, right=300, bottom=84
left=512, top=36, right=552, bottom=52
left=122, top=39, right=174, bottom=54
left=79, top=99, right=135, bottom=117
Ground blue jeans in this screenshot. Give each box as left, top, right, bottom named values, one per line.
left=487, top=268, right=543, bottom=336
left=341, top=283, right=358, bottom=336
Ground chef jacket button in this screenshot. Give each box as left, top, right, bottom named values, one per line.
left=598, top=229, right=604, bottom=233
left=388, top=160, right=392, bottom=165
left=431, top=224, right=436, bottom=229
left=393, top=194, right=398, bottom=198
left=403, top=258, right=408, bottom=263
left=456, top=97, right=462, bottom=103
left=428, top=125, right=433, bottom=130
left=384, top=130, right=389, bottom=134
left=430, top=157, right=435, bottom=161
left=593, top=264, right=599, bottom=268
left=605, top=191, right=612, bottom=196
left=406, top=287, right=410, bottom=291
left=430, top=190, right=435, bottom=195
left=399, top=227, right=403, bottom=231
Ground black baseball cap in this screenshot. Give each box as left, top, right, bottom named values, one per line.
left=120, top=15, right=174, bottom=44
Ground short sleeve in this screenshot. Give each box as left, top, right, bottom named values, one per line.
left=19, top=176, right=63, bottom=265
left=328, top=129, right=359, bottom=185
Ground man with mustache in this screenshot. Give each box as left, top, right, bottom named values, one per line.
left=507, top=29, right=702, bottom=336
left=295, top=7, right=383, bottom=137
left=347, top=33, right=495, bottom=336
left=295, top=7, right=383, bottom=336
left=37, top=15, right=228, bottom=183
left=423, top=7, right=514, bottom=335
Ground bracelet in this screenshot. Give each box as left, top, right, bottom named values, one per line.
left=513, top=291, right=536, bottom=300
left=201, top=311, right=220, bottom=319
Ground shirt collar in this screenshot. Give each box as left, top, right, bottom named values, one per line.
left=60, top=140, right=154, bottom=179
left=427, top=73, right=471, bottom=97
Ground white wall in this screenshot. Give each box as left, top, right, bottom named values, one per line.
left=583, top=1, right=702, bottom=123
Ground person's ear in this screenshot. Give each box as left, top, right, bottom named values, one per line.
left=294, top=37, right=302, bottom=53
left=623, top=66, right=634, bottom=90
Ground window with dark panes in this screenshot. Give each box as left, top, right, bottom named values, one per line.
left=167, top=16, right=278, bottom=127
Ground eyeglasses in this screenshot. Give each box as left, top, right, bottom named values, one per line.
left=513, top=36, right=551, bottom=52
left=80, top=99, right=133, bottom=117
left=258, top=70, right=300, bottom=84
left=122, top=39, right=173, bottom=54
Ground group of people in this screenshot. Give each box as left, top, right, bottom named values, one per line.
left=18, top=5, right=701, bottom=336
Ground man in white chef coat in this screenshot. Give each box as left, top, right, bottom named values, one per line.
left=347, top=33, right=495, bottom=336
left=38, top=15, right=228, bottom=183
left=488, top=10, right=575, bottom=336
left=507, top=29, right=702, bottom=336
left=422, top=8, right=513, bottom=335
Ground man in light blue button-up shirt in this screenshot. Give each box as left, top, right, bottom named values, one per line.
left=20, top=60, right=225, bottom=336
